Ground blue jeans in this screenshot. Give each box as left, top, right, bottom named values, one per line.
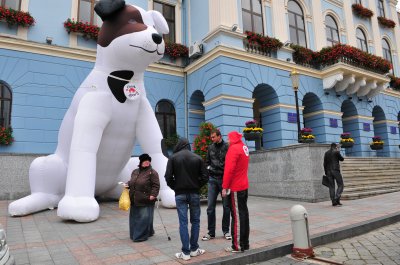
left=175, top=193, right=201, bottom=255
left=206, top=176, right=230, bottom=236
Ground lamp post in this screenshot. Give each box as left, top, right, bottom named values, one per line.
left=290, top=68, right=301, bottom=143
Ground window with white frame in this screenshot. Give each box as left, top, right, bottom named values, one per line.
left=325, top=15, right=340, bottom=47
left=377, top=0, right=385, bottom=17
left=154, top=1, right=175, bottom=43
left=356, top=28, right=368, bottom=52
left=288, top=0, right=307, bottom=47
left=1, top=0, right=21, bottom=10
left=78, top=0, right=99, bottom=24
left=242, top=0, right=263, bottom=34
left=382, top=39, right=392, bottom=66
left=0, top=82, right=12, bottom=129
left=355, top=0, right=362, bottom=5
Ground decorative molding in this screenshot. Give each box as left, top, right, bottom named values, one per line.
left=326, top=0, right=343, bottom=8
left=373, top=119, right=399, bottom=125
left=367, top=82, right=389, bottom=98
left=0, top=37, right=184, bottom=77
left=259, top=103, right=304, bottom=113
left=357, top=80, right=377, bottom=97
left=202, top=94, right=255, bottom=107
left=323, top=72, right=344, bottom=89
left=303, top=110, right=343, bottom=118
left=346, top=77, right=366, bottom=95
left=189, top=109, right=205, bottom=115
left=342, top=115, right=374, bottom=121
left=202, top=25, right=245, bottom=43
left=381, top=88, right=400, bottom=98
left=335, top=74, right=355, bottom=92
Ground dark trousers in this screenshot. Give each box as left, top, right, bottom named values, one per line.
left=327, top=170, right=344, bottom=202
left=228, top=189, right=249, bottom=251
left=206, top=176, right=231, bottom=236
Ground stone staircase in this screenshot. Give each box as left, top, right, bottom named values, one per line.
left=341, top=157, right=400, bottom=200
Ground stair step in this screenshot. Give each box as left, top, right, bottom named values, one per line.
left=342, top=187, right=400, bottom=200
left=345, top=179, right=400, bottom=187
left=344, top=183, right=400, bottom=192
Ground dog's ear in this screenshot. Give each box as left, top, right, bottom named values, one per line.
left=149, top=10, right=169, bottom=34
left=95, top=0, right=125, bottom=21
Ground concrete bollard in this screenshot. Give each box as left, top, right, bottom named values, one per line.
left=289, top=205, right=314, bottom=259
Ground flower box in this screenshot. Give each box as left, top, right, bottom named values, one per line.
left=64, top=18, right=99, bottom=40
left=0, top=127, right=14, bottom=145
left=243, top=132, right=262, bottom=141
left=352, top=4, right=374, bottom=19
left=377, top=16, right=396, bottom=28
left=0, top=7, right=35, bottom=27
left=165, top=42, right=188, bottom=59
left=370, top=144, right=383, bottom=150
left=244, top=31, right=283, bottom=57
left=299, top=138, right=315, bottom=143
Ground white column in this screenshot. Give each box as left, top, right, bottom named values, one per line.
left=17, top=0, right=29, bottom=39
left=389, top=0, right=400, bottom=60
left=209, top=0, right=238, bottom=32
left=343, top=0, right=357, bottom=46
left=271, top=0, right=289, bottom=42
left=176, top=0, right=182, bottom=43
left=312, top=0, right=325, bottom=50
left=368, top=0, right=382, bottom=56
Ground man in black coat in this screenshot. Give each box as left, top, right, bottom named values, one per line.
left=164, top=138, right=208, bottom=261
left=323, top=143, right=345, bottom=206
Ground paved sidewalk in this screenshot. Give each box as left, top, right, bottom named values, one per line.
left=0, top=192, right=400, bottom=265
left=256, top=221, right=400, bottom=265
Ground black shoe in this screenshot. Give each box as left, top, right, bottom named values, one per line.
left=332, top=201, right=338, bottom=206
left=336, top=200, right=343, bottom=206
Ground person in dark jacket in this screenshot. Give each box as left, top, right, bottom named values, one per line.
left=222, top=131, right=250, bottom=253
left=202, top=129, right=231, bottom=241
left=164, top=138, right=208, bottom=261
left=323, top=143, right=345, bottom=206
left=126, top=154, right=160, bottom=242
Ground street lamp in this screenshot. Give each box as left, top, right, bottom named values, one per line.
left=290, top=68, right=301, bottom=143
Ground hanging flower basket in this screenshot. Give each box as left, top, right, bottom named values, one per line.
left=0, top=127, right=14, bottom=145
left=377, top=16, right=396, bottom=28
left=341, top=142, right=354, bottom=148
left=299, top=128, right=315, bottom=143
left=370, top=144, right=383, bottom=150
left=243, top=132, right=262, bottom=141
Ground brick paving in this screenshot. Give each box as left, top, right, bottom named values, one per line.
left=255, top=221, right=400, bottom=265
left=1, top=192, right=400, bottom=265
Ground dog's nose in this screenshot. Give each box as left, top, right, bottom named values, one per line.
left=152, top=33, right=163, bottom=44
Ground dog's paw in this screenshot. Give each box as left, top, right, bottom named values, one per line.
left=57, top=195, right=99, bottom=222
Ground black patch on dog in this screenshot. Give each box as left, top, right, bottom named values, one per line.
left=107, top=70, right=134, bottom=103
left=95, top=0, right=125, bottom=21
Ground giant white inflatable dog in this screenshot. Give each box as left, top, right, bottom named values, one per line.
left=8, top=0, right=176, bottom=222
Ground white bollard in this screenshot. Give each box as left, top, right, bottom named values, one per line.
left=289, top=205, right=314, bottom=259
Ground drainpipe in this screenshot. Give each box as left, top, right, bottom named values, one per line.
left=184, top=71, right=188, bottom=139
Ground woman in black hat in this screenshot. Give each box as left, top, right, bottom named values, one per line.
left=126, top=154, right=160, bottom=242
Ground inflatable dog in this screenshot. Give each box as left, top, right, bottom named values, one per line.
left=8, top=0, right=175, bottom=222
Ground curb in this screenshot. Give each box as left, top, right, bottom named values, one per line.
left=194, top=212, right=400, bottom=265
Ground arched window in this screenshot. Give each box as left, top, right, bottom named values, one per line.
left=1, top=0, right=21, bottom=10
left=325, top=15, right=340, bottom=46
left=377, top=0, right=385, bottom=17
left=155, top=100, right=176, bottom=138
left=356, top=28, right=368, bottom=52
left=288, top=0, right=307, bottom=47
left=242, top=0, right=263, bottom=34
left=78, top=0, right=100, bottom=25
left=0, top=81, right=12, bottom=128
left=382, top=39, right=392, bottom=65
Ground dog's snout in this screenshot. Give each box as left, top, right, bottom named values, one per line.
left=152, top=33, right=163, bottom=44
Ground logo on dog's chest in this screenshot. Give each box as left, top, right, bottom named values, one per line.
left=124, top=83, right=140, bottom=100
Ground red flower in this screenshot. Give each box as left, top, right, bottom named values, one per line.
left=63, top=18, right=100, bottom=40
left=0, top=127, right=14, bottom=145
left=352, top=4, right=374, bottom=19
left=377, top=16, right=396, bottom=28
left=0, top=6, right=35, bottom=27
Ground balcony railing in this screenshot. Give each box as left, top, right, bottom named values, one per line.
left=243, top=39, right=274, bottom=58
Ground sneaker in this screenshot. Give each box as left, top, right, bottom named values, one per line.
left=202, top=234, right=215, bottom=241
left=224, top=233, right=232, bottom=240
left=224, top=246, right=243, bottom=253
left=190, top=248, right=205, bottom=257
left=175, top=252, right=191, bottom=261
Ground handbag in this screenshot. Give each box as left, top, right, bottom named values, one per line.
left=119, top=188, right=131, bottom=211
left=322, top=175, right=330, bottom=187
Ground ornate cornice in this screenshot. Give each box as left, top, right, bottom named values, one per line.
left=202, top=94, right=255, bottom=107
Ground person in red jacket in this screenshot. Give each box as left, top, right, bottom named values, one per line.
left=222, top=131, right=250, bottom=253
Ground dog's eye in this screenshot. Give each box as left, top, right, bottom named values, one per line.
left=128, top=19, right=138, bottom=24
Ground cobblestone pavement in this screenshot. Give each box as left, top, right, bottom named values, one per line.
left=255, top=222, right=400, bottom=265
left=1, top=192, right=399, bottom=265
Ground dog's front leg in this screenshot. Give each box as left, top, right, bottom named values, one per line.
left=57, top=92, right=112, bottom=222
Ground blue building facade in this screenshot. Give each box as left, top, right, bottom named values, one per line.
left=1, top=0, right=400, bottom=157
